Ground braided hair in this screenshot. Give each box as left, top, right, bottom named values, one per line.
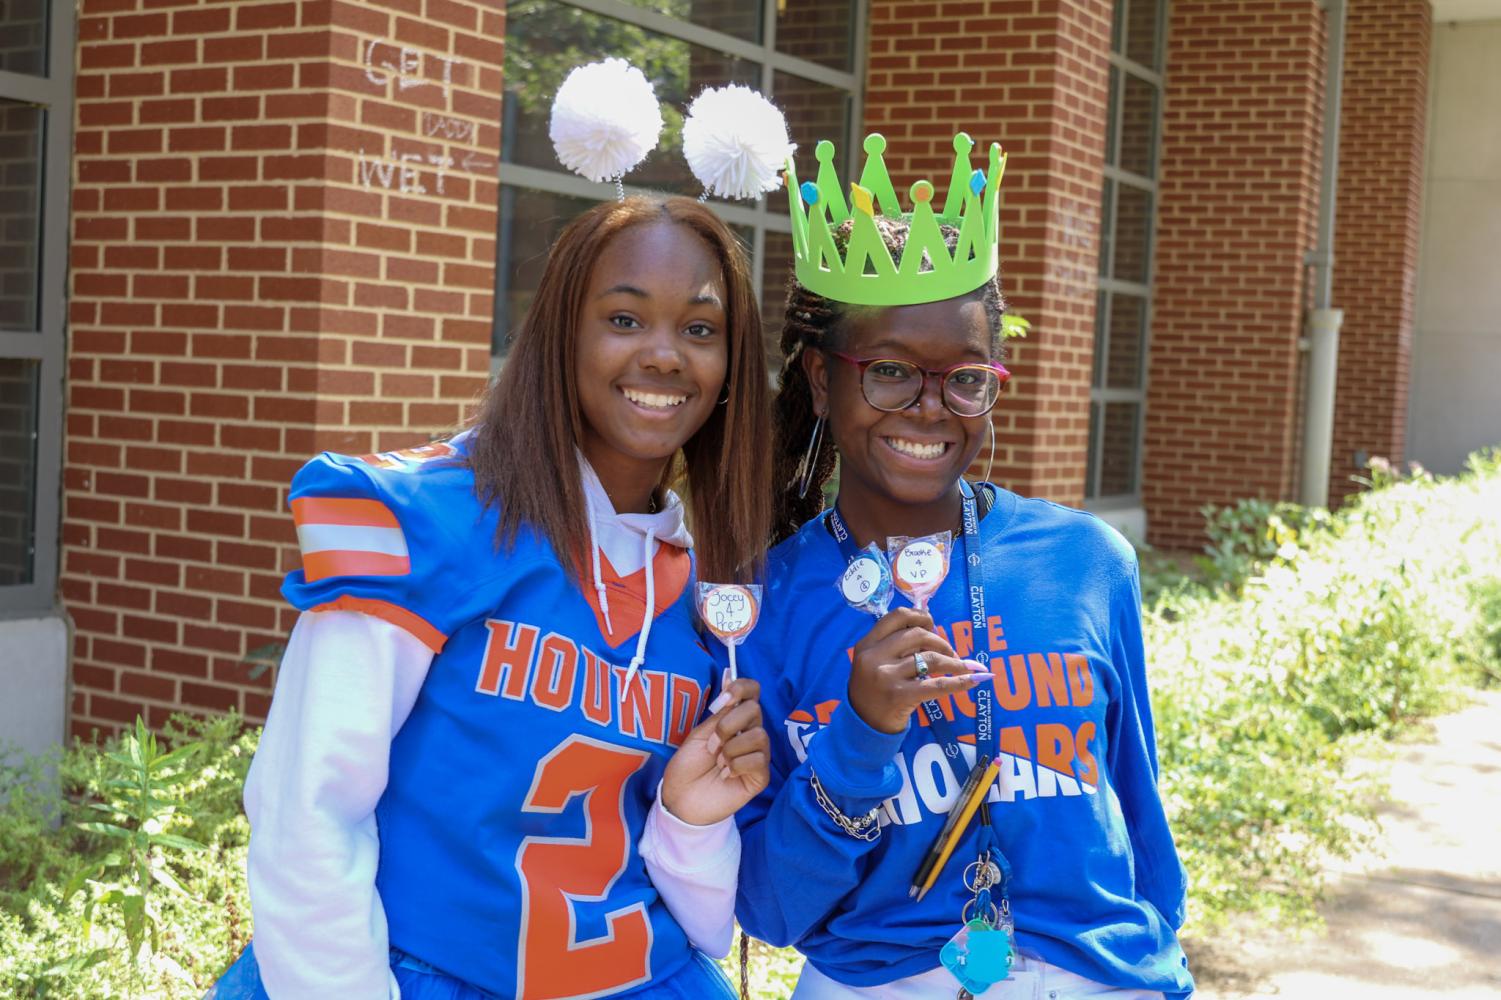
left=771, top=217, right=1006, bottom=543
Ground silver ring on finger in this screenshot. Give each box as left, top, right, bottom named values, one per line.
left=913, top=650, right=930, bottom=681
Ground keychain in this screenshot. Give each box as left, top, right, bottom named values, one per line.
left=940, top=854, right=1013, bottom=998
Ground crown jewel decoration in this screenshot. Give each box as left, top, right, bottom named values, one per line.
left=787, top=132, right=1006, bottom=306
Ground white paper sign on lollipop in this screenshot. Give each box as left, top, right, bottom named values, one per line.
left=886, top=531, right=953, bottom=612
left=839, top=541, right=894, bottom=617
left=697, top=582, right=762, bottom=681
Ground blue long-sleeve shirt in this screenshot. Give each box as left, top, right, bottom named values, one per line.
left=732, top=486, right=1193, bottom=997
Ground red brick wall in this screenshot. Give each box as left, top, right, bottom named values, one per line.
left=863, top=0, right=1114, bottom=505
left=1328, top=0, right=1429, bottom=503
left=65, top=0, right=502, bottom=737
left=1142, top=0, right=1327, bottom=548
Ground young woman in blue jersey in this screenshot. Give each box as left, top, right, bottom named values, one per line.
left=209, top=195, right=775, bottom=1000
left=732, top=205, right=1194, bottom=998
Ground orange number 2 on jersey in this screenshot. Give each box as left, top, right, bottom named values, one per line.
left=515, top=734, right=654, bottom=1000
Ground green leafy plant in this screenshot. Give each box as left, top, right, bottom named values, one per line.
left=0, top=713, right=254, bottom=998
left=1149, top=445, right=1501, bottom=928
left=65, top=718, right=207, bottom=992
left=1000, top=312, right=1031, bottom=340
left=1195, top=498, right=1334, bottom=593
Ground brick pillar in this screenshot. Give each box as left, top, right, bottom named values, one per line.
left=1328, top=0, right=1429, bottom=504
left=1142, top=1, right=1327, bottom=549
left=65, top=0, right=502, bottom=736
left=864, top=0, right=1114, bottom=504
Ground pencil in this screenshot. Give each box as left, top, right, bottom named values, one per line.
left=915, top=760, right=1001, bottom=902
left=908, top=754, right=991, bottom=898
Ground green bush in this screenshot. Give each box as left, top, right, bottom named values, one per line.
left=0, top=713, right=254, bottom=998
left=2, top=449, right=1499, bottom=993
left=1151, top=447, right=1501, bottom=928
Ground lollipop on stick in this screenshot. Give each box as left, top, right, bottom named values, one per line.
left=839, top=541, right=894, bottom=618
left=697, top=582, right=762, bottom=682
left=886, top=531, right=953, bottom=613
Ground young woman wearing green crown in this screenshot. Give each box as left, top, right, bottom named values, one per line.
left=727, top=133, right=1194, bottom=999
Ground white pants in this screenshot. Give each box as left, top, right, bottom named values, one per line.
left=791, top=952, right=1166, bottom=1000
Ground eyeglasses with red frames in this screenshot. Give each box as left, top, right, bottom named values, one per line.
left=823, top=350, right=1011, bottom=418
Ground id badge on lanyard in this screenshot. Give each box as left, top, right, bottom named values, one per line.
left=826, top=483, right=1016, bottom=995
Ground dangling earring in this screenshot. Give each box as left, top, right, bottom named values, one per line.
left=717, top=383, right=730, bottom=406
left=982, top=419, right=997, bottom=483
left=795, top=414, right=827, bottom=499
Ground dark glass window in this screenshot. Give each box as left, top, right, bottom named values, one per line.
left=1087, top=0, right=1163, bottom=504
left=0, top=100, right=42, bottom=334
left=0, top=359, right=38, bottom=586
left=0, top=0, right=47, bottom=76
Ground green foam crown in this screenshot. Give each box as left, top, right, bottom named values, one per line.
left=787, top=132, right=1006, bottom=307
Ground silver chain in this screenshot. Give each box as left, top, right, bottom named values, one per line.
left=809, top=769, right=881, bottom=841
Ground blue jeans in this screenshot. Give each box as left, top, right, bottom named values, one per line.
left=206, top=941, right=738, bottom=1000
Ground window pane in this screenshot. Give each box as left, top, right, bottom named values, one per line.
left=1104, top=66, right=1120, bottom=168
left=1091, top=290, right=1108, bottom=389
left=0, top=99, right=43, bottom=333
left=1086, top=401, right=1102, bottom=498
left=1097, top=179, right=1114, bottom=278
left=1099, top=401, right=1139, bottom=496
left=0, top=0, right=48, bottom=76
left=1106, top=293, right=1146, bottom=390
left=611, top=0, right=763, bottom=43
left=0, top=359, right=38, bottom=586
left=762, top=230, right=795, bottom=371
left=492, top=185, right=598, bottom=356
left=1118, top=72, right=1158, bottom=177
left=777, top=0, right=856, bottom=73
left=1112, top=183, right=1151, bottom=284
left=768, top=70, right=851, bottom=217
left=1124, top=0, right=1163, bottom=71
left=502, top=3, right=760, bottom=196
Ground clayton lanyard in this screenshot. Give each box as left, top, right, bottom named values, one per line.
left=826, top=481, right=1005, bottom=872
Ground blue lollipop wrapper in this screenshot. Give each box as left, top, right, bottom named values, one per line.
left=838, top=542, right=893, bottom=617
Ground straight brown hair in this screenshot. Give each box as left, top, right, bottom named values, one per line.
left=469, top=195, right=772, bottom=584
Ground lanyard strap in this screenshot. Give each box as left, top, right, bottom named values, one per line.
left=826, top=484, right=1010, bottom=889
left=826, top=483, right=995, bottom=779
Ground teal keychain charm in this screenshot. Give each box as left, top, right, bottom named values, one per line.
left=942, top=862, right=1013, bottom=998
left=940, top=918, right=1012, bottom=998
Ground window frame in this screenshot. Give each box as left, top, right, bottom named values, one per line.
left=492, top=0, right=868, bottom=368
left=1085, top=0, right=1167, bottom=512
left=0, top=0, right=73, bottom=617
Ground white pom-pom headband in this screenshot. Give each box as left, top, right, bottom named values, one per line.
left=549, top=58, right=663, bottom=184
left=548, top=60, right=790, bottom=202
left=682, top=84, right=795, bottom=201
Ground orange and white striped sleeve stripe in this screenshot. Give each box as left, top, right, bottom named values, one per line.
left=290, top=497, right=410, bottom=583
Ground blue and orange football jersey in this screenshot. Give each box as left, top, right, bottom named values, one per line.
left=282, top=438, right=716, bottom=999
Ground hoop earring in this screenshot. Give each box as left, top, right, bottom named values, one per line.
left=795, top=414, right=826, bottom=499
left=717, top=383, right=730, bottom=406
left=982, top=420, right=997, bottom=483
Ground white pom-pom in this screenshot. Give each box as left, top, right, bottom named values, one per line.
left=550, top=59, right=663, bottom=183
left=682, top=85, right=795, bottom=201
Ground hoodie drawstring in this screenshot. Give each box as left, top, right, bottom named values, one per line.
left=621, top=527, right=656, bottom=691
left=587, top=500, right=613, bottom=634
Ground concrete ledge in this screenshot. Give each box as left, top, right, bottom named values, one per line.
left=0, top=613, right=70, bottom=756
left=1092, top=505, right=1148, bottom=547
